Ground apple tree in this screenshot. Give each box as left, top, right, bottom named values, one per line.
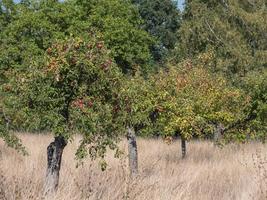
left=150, top=60, right=249, bottom=157
left=116, top=73, right=156, bottom=176
left=4, top=33, right=125, bottom=194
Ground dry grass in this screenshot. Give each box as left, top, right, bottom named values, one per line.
left=0, top=133, right=266, bottom=200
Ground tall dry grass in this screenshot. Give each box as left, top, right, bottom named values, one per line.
left=0, top=133, right=266, bottom=200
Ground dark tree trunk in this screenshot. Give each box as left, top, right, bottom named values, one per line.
left=44, top=136, right=67, bottom=195
left=127, top=127, right=138, bottom=177
left=214, top=123, right=224, bottom=146
left=181, top=137, right=186, bottom=159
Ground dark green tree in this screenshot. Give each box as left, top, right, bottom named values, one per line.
left=0, top=0, right=16, bottom=30
left=73, top=0, right=154, bottom=74
left=132, top=0, right=181, bottom=62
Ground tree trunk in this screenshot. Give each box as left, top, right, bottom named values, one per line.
left=127, top=127, right=138, bottom=177
left=44, top=136, right=67, bottom=195
left=214, top=123, right=224, bottom=146
left=181, top=137, right=186, bottom=159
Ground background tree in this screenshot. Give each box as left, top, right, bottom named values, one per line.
left=73, top=0, right=154, bottom=74
left=228, top=70, right=267, bottom=143
left=0, top=0, right=16, bottom=31
left=132, top=0, right=181, bottom=63
left=173, top=0, right=267, bottom=79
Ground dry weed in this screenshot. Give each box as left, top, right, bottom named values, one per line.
left=0, top=134, right=266, bottom=200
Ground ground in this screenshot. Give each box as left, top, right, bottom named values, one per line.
left=0, top=133, right=266, bottom=200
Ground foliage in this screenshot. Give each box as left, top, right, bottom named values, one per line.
left=150, top=60, right=249, bottom=141
left=0, top=0, right=76, bottom=86
left=173, top=0, right=267, bottom=78
left=116, top=72, right=157, bottom=136
left=232, top=69, right=267, bottom=142
left=132, top=0, right=181, bottom=62
left=167, top=0, right=266, bottom=142
left=0, top=95, right=27, bottom=154
left=0, top=0, right=89, bottom=131
left=0, top=0, right=16, bottom=30
left=0, top=0, right=155, bottom=152
left=0, top=125, right=27, bottom=155
left=3, top=34, right=125, bottom=162
left=74, top=0, right=154, bottom=74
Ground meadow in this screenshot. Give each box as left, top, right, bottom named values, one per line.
left=0, top=133, right=266, bottom=200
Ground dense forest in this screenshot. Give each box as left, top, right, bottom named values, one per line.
left=0, top=0, right=266, bottom=196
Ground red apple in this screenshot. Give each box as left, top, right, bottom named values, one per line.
left=87, top=100, right=93, bottom=108
left=96, top=42, right=104, bottom=49
left=47, top=48, right=52, bottom=55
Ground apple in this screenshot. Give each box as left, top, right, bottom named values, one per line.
left=87, top=100, right=93, bottom=108
left=47, top=48, right=52, bottom=55
left=96, top=42, right=104, bottom=49
left=78, top=99, right=84, bottom=109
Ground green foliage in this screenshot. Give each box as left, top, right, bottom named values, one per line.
left=0, top=101, right=27, bottom=154
left=0, top=0, right=16, bottom=30
left=150, top=61, right=249, bottom=141
left=3, top=34, right=125, bottom=160
left=0, top=0, right=75, bottom=85
left=173, top=0, right=267, bottom=78
left=234, top=69, right=267, bottom=142
left=0, top=127, right=27, bottom=155
left=0, top=0, right=155, bottom=152
left=74, top=0, right=154, bottom=74
left=116, top=72, right=157, bottom=136
left=0, top=0, right=154, bottom=76
left=132, top=0, right=181, bottom=62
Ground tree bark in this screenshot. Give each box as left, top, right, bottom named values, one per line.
left=127, top=127, right=138, bottom=177
left=214, top=123, right=224, bottom=146
left=181, top=137, right=186, bottom=159
left=44, top=136, right=67, bottom=195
